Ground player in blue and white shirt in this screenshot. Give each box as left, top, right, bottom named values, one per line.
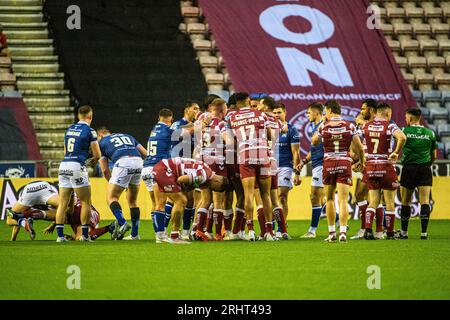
left=168, top=102, right=199, bottom=240
left=140, top=109, right=174, bottom=243
left=170, top=101, right=200, bottom=158
left=299, top=102, right=326, bottom=238
left=98, top=128, right=147, bottom=241
left=56, top=105, right=101, bottom=243
left=273, top=103, right=301, bottom=237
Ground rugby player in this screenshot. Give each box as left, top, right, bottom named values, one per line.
left=226, top=92, right=273, bottom=241
left=195, top=98, right=230, bottom=241
left=398, top=108, right=437, bottom=240
left=43, top=193, right=114, bottom=241
left=56, top=105, right=101, bottom=242
left=97, top=128, right=147, bottom=240
left=258, top=97, right=290, bottom=240
left=312, top=100, right=365, bottom=242
left=299, top=102, right=326, bottom=238
left=351, top=99, right=384, bottom=240
left=151, top=157, right=227, bottom=243
left=6, top=180, right=59, bottom=240
left=169, top=101, right=200, bottom=239
left=142, top=109, right=174, bottom=243
left=273, top=103, right=301, bottom=237
left=225, top=93, right=247, bottom=240
left=361, top=103, right=406, bottom=240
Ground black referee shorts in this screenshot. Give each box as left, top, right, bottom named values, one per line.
left=400, top=164, right=433, bottom=190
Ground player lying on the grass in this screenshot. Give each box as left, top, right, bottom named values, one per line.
left=7, top=207, right=56, bottom=241
left=312, top=99, right=365, bottom=243
left=43, top=193, right=115, bottom=241
left=6, top=180, right=59, bottom=240
left=360, top=102, right=406, bottom=240
left=151, top=157, right=228, bottom=244
left=97, top=128, right=147, bottom=240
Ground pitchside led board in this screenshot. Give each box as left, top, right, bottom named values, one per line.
left=1, top=177, right=450, bottom=221
left=199, top=0, right=416, bottom=156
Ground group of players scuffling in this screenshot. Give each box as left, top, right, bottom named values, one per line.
left=6, top=92, right=437, bottom=243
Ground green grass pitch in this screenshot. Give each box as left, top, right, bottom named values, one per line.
left=1, top=219, right=449, bottom=300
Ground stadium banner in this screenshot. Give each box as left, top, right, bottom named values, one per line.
left=200, top=0, right=416, bottom=156
left=0, top=161, right=36, bottom=178
left=1, top=178, right=449, bottom=221
left=0, top=97, right=42, bottom=161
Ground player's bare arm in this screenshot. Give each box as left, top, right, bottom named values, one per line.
left=291, top=143, right=301, bottom=186
left=137, top=144, right=147, bottom=158
left=99, top=157, right=111, bottom=181
left=352, top=134, right=365, bottom=171
left=389, top=130, right=407, bottom=163
left=311, top=133, right=321, bottom=147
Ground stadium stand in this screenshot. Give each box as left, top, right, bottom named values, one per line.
left=181, top=0, right=450, bottom=158
left=44, top=0, right=207, bottom=154
left=0, top=0, right=73, bottom=174
left=367, top=0, right=450, bottom=157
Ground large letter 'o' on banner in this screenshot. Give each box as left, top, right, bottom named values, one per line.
left=259, top=4, right=335, bottom=45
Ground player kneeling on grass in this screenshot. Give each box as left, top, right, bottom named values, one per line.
left=6, top=180, right=59, bottom=240
left=151, top=157, right=227, bottom=244
left=97, top=128, right=147, bottom=240
left=360, top=103, right=406, bottom=240
left=43, top=193, right=115, bottom=241
left=312, top=100, right=365, bottom=243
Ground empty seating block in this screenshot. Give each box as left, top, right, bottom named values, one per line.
left=0, top=56, right=12, bottom=73
left=430, top=107, right=449, bottom=121
left=432, top=23, right=450, bottom=40
left=387, top=7, right=405, bottom=24
left=205, top=73, right=224, bottom=85
left=423, top=90, right=442, bottom=108
left=420, top=107, right=430, bottom=120
left=0, top=72, right=16, bottom=84
left=401, top=39, right=419, bottom=57
left=415, top=73, right=434, bottom=91
left=381, top=24, right=394, bottom=37
left=394, top=23, right=413, bottom=41
left=395, top=56, right=407, bottom=70
left=187, top=23, right=206, bottom=35
left=405, top=6, right=424, bottom=23
left=419, top=39, right=438, bottom=57
left=182, top=6, right=200, bottom=23
left=193, top=39, right=211, bottom=51
left=181, top=6, right=200, bottom=18
left=414, top=24, right=432, bottom=41
left=199, top=56, right=218, bottom=69
left=439, top=39, right=450, bottom=56
left=408, top=56, right=427, bottom=74
left=435, top=74, right=450, bottom=90
left=438, top=124, right=450, bottom=137
left=427, top=56, right=446, bottom=75
left=387, top=39, right=401, bottom=55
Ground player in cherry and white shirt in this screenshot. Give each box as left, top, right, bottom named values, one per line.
left=223, top=95, right=247, bottom=240
left=226, top=92, right=274, bottom=241
left=151, top=157, right=227, bottom=243
left=194, top=98, right=232, bottom=241
left=361, top=103, right=406, bottom=240
left=312, top=100, right=365, bottom=243
left=254, top=96, right=290, bottom=240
